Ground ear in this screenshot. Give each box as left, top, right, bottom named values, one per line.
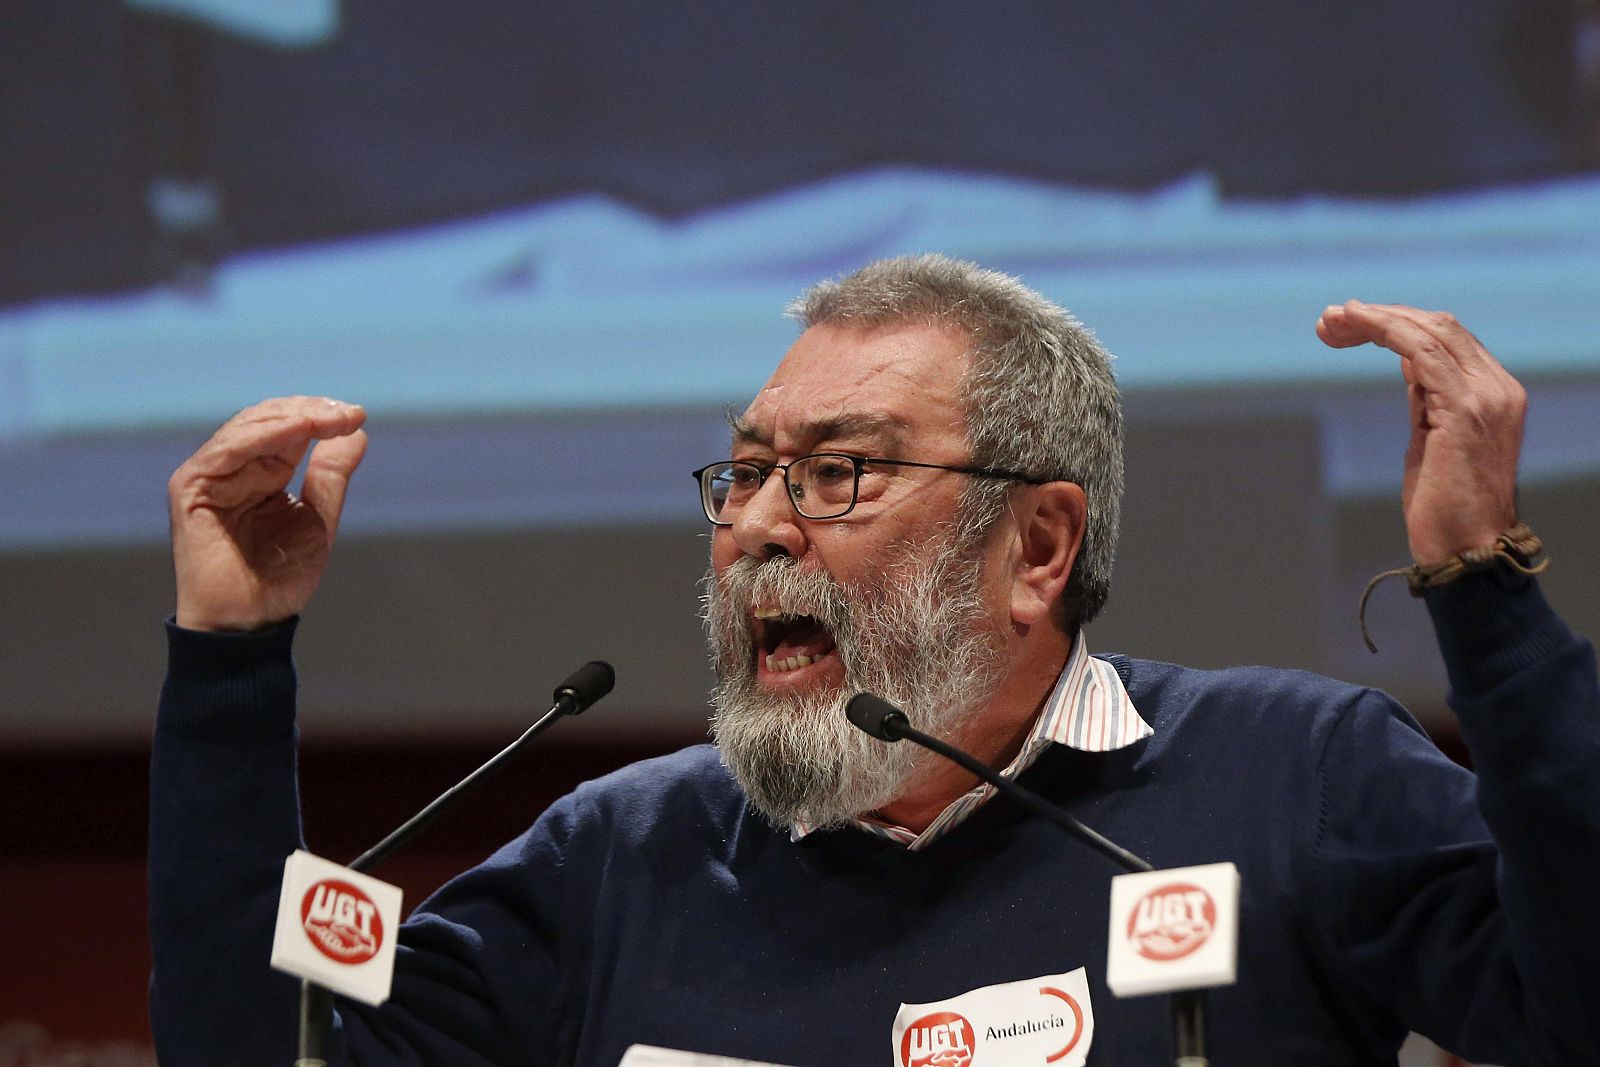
left=1007, top=481, right=1087, bottom=629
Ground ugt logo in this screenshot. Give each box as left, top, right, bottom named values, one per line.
left=901, top=1011, right=975, bottom=1067
left=300, top=878, right=383, bottom=965
left=1127, top=881, right=1215, bottom=962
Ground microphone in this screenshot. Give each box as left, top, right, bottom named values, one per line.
left=553, top=660, right=615, bottom=716
left=352, top=659, right=616, bottom=872
left=845, top=692, right=1150, bottom=873
left=845, top=692, right=1211, bottom=1067
left=295, top=660, right=616, bottom=1067
left=845, top=692, right=911, bottom=741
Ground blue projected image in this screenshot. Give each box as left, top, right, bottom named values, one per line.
left=2, top=168, right=1600, bottom=550
left=4, top=167, right=1599, bottom=439
left=3, top=1, right=1598, bottom=552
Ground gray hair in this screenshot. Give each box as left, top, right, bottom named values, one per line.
left=787, top=254, right=1123, bottom=631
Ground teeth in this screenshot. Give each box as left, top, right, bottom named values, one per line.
left=753, top=607, right=783, bottom=620
left=764, top=653, right=817, bottom=673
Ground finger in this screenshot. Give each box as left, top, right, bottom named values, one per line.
left=300, top=429, right=369, bottom=543
left=1315, top=303, right=1368, bottom=348
left=1325, top=306, right=1417, bottom=386
left=1322, top=301, right=1469, bottom=393
left=213, top=395, right=365, bottom=437
left=1314, top=300, right=1409, bottom=348
left=187, top=399, right=366, bottom=480
left=182, top=453, right=301, bottom=512
left=169, top=416, right=312, bottom=517
left=1322, top=301, right=1505, bottom=379
left=1355, top=303, right=1501, bottom=376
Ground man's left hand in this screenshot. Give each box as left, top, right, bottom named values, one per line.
left=1316, top=301, right=1526, bottom=566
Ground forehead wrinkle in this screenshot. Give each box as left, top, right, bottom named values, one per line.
left=808, top=411, right=908, bottom=453
left=730, top=408, right=910, bottom=455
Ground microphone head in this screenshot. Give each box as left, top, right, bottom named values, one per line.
left=553, top=660, right=615, bottom=715
left=846, top=693, right=909, bottom=741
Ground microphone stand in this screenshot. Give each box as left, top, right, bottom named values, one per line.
left=294, top=662, right=614, bottom=1067
left=846, top=693, right=1212, bottom=1067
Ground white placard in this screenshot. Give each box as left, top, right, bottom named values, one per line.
left=891, top=968, right=1094, bottom=1067
left=269, top=849, right=404, bottom=1007
left=1105, top=861, right=1240, bottom=997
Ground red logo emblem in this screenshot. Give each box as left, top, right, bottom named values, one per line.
left=1039, top=986, right=1086, bottom=1062
left=901, top=1010, right=975, bottom=1067
left=300, top=879, right=383, bottom=965
left=1127, top=882, right=1215, bottom=961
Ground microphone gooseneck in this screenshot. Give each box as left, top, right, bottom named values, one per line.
left=846, top=691, right=1210, bottom=1067
left=352, top=659, right=616, bottom=873
left=844, top=692, right=1151, bottom=874
left=298, top=660, right=616, bottom=1067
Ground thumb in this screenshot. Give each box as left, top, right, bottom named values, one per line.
left=300, top=429, right=369, bottom=544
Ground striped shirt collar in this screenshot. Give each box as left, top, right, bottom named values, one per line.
left=790, top=635, right=1152, bottom=850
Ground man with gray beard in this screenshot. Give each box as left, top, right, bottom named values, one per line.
left=150, top=256, right=1600, bottom=1066
left=708, top=523, right=1006, bottom=830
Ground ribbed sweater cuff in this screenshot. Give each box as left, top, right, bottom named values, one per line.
left=158, top=616, right=300, bottom=741
left=1424, top=573, right=1571, bottom=702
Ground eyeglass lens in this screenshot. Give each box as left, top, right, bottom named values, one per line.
left=702, top=455, right=859, bottom=521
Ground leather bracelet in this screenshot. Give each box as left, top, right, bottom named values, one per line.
left=1358, top=521, right=1549, bottom=653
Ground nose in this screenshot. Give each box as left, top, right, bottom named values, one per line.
left=730, top=467, right=809, bottom=560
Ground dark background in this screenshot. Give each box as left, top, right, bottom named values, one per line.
left=2, top=2, right=1598, bottom=1059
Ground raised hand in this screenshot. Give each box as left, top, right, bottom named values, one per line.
left=168, top=396, right=368, bottom=632
left=1316, top=301, right=1525, bottom=567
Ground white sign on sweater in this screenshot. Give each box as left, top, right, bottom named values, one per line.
left=892, top=968, right=1095, bottom=1067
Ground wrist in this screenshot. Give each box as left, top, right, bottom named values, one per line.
left=1359, top=522, right=1548, bottom=653
left=174, top=611, right=276, bottom=634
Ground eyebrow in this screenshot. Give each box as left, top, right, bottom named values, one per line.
left=727, top=410, right=909, bottom=454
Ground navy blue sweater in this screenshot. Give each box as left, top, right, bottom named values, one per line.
left=149, top=574, right=1600, bottom=1066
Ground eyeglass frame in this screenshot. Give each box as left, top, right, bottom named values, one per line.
left=690, top=452, right=1053, bottom=526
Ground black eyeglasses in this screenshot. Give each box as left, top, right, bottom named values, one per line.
left=691, top=453, right=1048, bottom=525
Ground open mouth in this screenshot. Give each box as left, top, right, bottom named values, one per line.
left=752, top=605, right=839, bottom=675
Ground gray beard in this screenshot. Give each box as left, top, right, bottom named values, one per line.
left=703, top=536, right=1007, bottom=830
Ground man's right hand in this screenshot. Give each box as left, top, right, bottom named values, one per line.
left=169, top=396, right=368, bottom=632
